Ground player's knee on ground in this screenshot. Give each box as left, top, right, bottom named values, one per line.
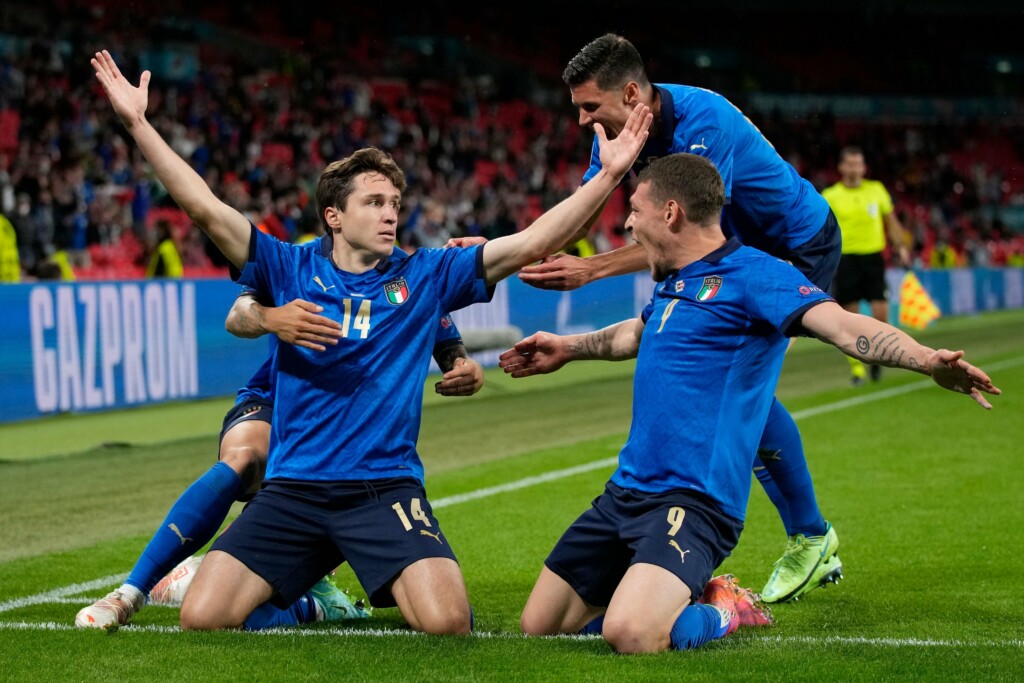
left=219, top=446, right=266, bottom=497
left=520, top=604, right=562, bottom=636
left=602, top=614, right=670, bottom=654
left=414, top=602, right=472, bottom=635
left=179, top=595, right=241, bottom=631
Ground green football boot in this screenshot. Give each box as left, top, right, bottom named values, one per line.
left=309, top=576, right=372, bottom=622
left=761, top=522, right=842, bottom=603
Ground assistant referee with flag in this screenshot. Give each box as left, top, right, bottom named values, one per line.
left=822, top=146, right=911, bottom=385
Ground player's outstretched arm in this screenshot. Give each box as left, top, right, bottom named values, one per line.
left=498, top=318, right=644, bottom=378
left=480, top=104, right=652, bottom=285
left=91, top=50, right=250, bottom=268
left=226, top=294, right=343, bottom=352
left=801, top=301, right=1001, bottom=409
left=517, top=243, right=649, bottom=291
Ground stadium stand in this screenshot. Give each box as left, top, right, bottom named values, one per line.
left=1, top=0, right=1022, bottom=281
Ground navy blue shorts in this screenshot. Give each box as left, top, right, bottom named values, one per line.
left=544, top=482, right=743, bottom=607
left=778, top=209, right=843, bottom=293
left=210, top=477, right=458, bottom=609
left=218, top=397, right=273, bottom=447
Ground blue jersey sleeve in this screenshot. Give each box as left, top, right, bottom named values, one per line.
left=745, top=256, right=833, bottom=336
left=234, top=225, right=295, bottom=302
left=430, top=244, right=493, bottom=312
left=434, top=313, right=463, bottom=349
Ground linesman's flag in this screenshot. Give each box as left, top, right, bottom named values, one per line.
left=898, top=271, right=941, bottom=330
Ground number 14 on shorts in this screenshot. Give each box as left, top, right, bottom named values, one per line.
left=392, top=498, right=432, bottom=531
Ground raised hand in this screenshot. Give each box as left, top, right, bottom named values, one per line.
left=926, top=349, right=1001, bottom=409
left=91, top=50, right=150, bottom=130
left=596, top=103, right=652, bottom=179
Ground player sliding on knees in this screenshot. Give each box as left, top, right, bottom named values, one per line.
left=498, top=153, right=998, bottom=654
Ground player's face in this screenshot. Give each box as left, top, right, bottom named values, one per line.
left=335, top=172, right=402, bottom=258
left=569, top=79, right=632, bottom=139
left=625, top=181, right=673, bottom=281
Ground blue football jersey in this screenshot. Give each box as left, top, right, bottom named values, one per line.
left=582, top=84, right=830, bottom=255
left=235, top=226, right=491, bottom=482
left=611, top=239, right=832, bottom=521
left=232, top=247, right=467, bottom=406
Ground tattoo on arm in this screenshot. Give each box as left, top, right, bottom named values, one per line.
left=434, top=343, right=468, bottom=373
left=571, top=329, right=608, bottom=359
left=856, top=336, right=870, bottom=355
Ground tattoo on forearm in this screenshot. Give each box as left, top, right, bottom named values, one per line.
left=572, top=329, right=608, bottom=359
left=434, top=344, right=468, bottom=373
left=856, top=336, right=870, bottom=355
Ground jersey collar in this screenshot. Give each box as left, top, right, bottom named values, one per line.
left=701, top=237, right=742, bottom=264
left=632, top=85, right=676, bottom=174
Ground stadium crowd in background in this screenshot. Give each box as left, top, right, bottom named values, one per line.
left=1, top=2, right=1023, bottom=283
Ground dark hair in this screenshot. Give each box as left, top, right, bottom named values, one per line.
left=839, top=145, right=864, bottom=161
left=316, top=147, right=407, bottom=229
left=637, top=154, right=724, bottom=225
left=562, top=33, right=650, bottom=91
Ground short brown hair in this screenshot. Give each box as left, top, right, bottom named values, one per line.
left=562, top=33, right=650, bottom=91
left=315, top=147, right=407, bottom=229
left=637, top=154, right=724, bottom=225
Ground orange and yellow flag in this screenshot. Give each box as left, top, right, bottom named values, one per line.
left=898, top=271, right=941, bottom=330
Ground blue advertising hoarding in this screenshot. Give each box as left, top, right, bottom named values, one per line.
left=1, top=267, right=1021, bottom=424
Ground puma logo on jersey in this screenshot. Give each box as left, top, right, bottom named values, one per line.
left=313, top=276, right=336, bottom=292
left=420, top=530, right=443, bottom=544
left=669, top=540, right=690, bottom=563
left=168, top=523, right=193, bottom=546
left=690, top=138, right=708, bottom=151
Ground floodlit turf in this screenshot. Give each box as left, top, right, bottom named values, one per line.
left=1, top=310, right=1022, bottom=681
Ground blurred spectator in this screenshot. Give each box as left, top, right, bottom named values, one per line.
left=145, top=219, right=184, bottom=278
left=0, top=2, right=1020, bottom=281
left=0, top=211, right=21, bottom=281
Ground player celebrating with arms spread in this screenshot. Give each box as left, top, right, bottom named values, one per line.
left=90, top=48, right=652, bottom=634
left=501, top=153, right=999, bottom=654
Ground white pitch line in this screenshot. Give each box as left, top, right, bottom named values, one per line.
left=431, top=457, right=618, bottom=509
left=790, top=354, right=1023, bottom=421
left=0, top=574, right=124, bottom=614
left=3, top=354, right=1021, bottom=621
left=0, top=621, right=1020, bottom=649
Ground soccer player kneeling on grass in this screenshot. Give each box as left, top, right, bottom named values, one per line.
left=499, top=153, right=999, bottom=653
left=75, top=285, right=483, bottom=630
left=91, top=48, right=653, bottom=634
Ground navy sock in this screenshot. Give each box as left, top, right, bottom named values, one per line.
left=757, top=398, right=827, bottom=537
left=244, top=593, right=318, bottom=630
left=579, top=614, right=605, bottom=635
left=669, top=603, right=729, bottom=650
left=125, top=462, right=243, bottom=594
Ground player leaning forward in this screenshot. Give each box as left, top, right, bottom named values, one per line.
left=90, top=50, right=655, bottom=633
left=499, top=153, right=999, bottom=653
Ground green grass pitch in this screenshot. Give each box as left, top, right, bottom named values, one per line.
left=2, top=310, right=1022, bottom=681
